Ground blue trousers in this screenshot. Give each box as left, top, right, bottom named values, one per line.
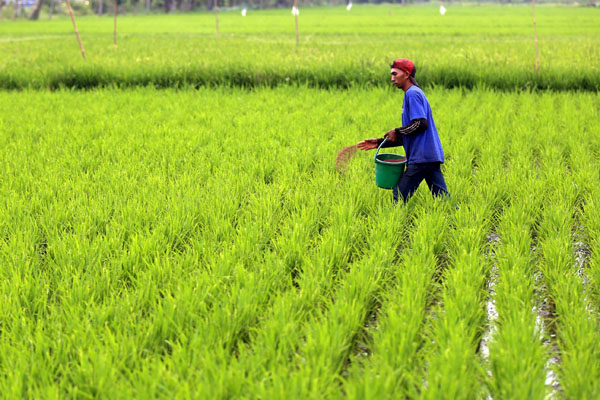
left=393, top=162, right=449, bottom=203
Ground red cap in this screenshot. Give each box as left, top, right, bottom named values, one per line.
left=391, top=58, right=418, bottom=86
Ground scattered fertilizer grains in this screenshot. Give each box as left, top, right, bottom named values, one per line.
left=0, top=5, right=599, bottom=90
left=1, top=87, right=600, bottom=397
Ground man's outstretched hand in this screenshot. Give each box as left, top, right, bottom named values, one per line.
left=357, top=138, right=379, bottom=150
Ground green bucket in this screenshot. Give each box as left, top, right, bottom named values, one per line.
left=374, top=138, right=406, bottom=189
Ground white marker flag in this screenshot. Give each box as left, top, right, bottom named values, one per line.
left=347, top=1, right=352, bottom=11
left=291, top=5, right=299, bottom=16
left=440, top=5, right=446, bottom=15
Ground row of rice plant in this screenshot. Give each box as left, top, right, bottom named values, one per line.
left=1, top=5, right=599, bottom=90
left=417, top=143, right=510, bottom=397
left=1, top=87, right=599, bottom=396
left=584, top=194, right=600, bottom=313
left=535, top=149, right=600, bottom=398
left=484, top=154, right=547, bottom=397
left=344, top=202, right=452, bottom=399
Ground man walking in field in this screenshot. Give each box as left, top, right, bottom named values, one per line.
left=357, top=58, right=449, bottom=203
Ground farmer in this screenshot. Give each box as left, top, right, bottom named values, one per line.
left=357, top=58, right=449, bottom=203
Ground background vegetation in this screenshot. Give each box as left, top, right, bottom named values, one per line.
left=1, top=5, right=599, bottom=89
left=2, top=0, right=598, bottom=20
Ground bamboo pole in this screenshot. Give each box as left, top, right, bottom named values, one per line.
left=532, top=0, right=540, bottom=75
left=113, top=0, right=117, bottom=47
left=214, top=0, right=220, bottom=38
left=293, top=0, right=299, bottom=46
left=65, top=0, right=86, bottom=60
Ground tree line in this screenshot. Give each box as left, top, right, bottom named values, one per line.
left=0, top=0, right=587, bottom=21
left=3, top=0, right=408, bottom=20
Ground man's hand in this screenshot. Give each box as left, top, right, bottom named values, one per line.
left=357, top=138, right=379, bottom=150
left=384, top=129, right=397, bottom=142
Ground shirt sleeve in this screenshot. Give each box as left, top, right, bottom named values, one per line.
left=406, top=91, right=427, bottom=121
left=396, top=118, right=428, bottom=136
left=377, top=136, right=403, bottom=148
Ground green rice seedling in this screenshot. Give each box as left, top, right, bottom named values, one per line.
left=486, top=210, right=548, bottom=398
left=178, top=181, right=378, bottom=398
left=419, top=193, right=499, bottom=399
left=265, top=208, right=411, bottom=397
left=0, top=86, right=387, bottom=396
left=0, top=88, right=302, bottom=396
left=485, top=148, right=548, bottom=398
left=343, top=202, right=452, bottom=399
left=536, top=166, right=600, bottom=398
left=584, top=194, right=600, bottom=313
left=482, top=96, right=593, bottom=396
left=569, top=144, right=599, bottom=203
left=1, top=87, right=599, bottom=397
left=197, top=189, right=405, bottom=397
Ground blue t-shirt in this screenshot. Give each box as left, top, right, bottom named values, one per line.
left=402, top=86, right=445, bottom=165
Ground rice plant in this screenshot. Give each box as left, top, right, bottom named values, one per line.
left=0, top=86, right=599, bottom=397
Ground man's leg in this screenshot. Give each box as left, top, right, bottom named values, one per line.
left=393, top=163, right=427, bottom=203
left=424, top=163, right=449, bottom=198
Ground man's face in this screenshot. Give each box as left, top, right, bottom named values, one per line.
left=390, top=68, right=409, bottom=88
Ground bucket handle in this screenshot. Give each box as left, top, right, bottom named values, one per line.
left=374, top=137, right=388, bottom=161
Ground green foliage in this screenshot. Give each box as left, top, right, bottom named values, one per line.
left=1, top=5, right=599, bottom=396
left=1, top=87, right=599, bottom=396
left=0, top=5, right=599, bottom=90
